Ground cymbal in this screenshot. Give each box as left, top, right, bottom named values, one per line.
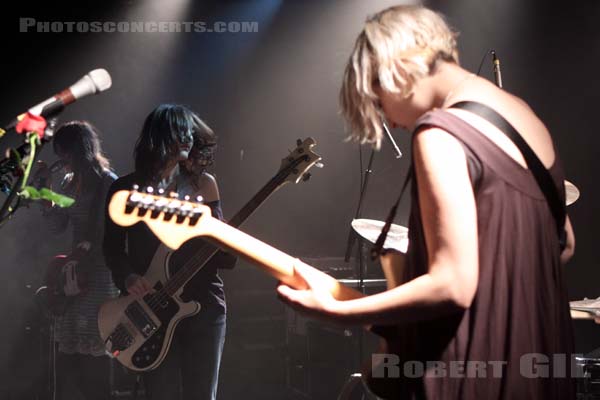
left=565, top=180, right=580, bottom=206
left=351, top=219, right=408, bottom=253
left=570, top=297, right=600, bottom=320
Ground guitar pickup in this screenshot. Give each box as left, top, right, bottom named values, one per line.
left=125, top=301, right=158, bottom=338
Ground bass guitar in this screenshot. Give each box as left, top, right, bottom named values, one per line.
left=98, top=138, right=322, bottom=371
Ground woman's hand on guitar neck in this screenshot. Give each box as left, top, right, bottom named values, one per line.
left=125, top=273, right=155, bottom=296
left=277, top=262, right=342, bottom=321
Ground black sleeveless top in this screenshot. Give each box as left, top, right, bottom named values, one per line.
left=103, top=173, right=233, bottom=313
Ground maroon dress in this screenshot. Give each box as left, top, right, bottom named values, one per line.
left=369, top=109, right=575, bottom=399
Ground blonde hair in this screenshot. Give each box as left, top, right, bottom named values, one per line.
left=340, top=5, right=459, bottom=147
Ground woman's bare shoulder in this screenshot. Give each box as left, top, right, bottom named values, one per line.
left=197, top=172, right=220, bottom=202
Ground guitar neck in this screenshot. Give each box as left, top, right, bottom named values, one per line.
left=198, top=216, right=364, bottom=301
left=227, top=173, right=286, bottom=229
left=166, top=169, right=291, bottom=295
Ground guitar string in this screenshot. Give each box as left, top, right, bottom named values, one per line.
left=109, top=154, right=310, bottom=356
left=142, top=155, right=308, bottom=311
left=144, top=176, right=280, bottom=310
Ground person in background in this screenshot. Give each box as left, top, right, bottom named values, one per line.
left=103, top=104, right=234, bottom=400
left=40, top=120, right=118, bottom=400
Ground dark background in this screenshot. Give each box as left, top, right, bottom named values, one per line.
left=0, top=0, right=598, bottom=398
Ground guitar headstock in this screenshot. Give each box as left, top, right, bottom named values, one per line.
left=278, top=138, right=322, bottom=185
left=108, top=187, right=213, bottom=249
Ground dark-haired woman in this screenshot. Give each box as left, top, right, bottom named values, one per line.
left=41, top=120, right=118, bottom=400
left=103, top=104, right=234, bottom=400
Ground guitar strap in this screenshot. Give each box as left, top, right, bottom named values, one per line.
left=370, top=165, right=412, bottom=260
left=450, top=101, right=567, bottom=250
left=371, top=101, right=567, bottom=258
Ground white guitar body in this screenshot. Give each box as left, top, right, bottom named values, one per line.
left=99, top=137, right=323, bottom=372
left=98, top=244, right=201, bottom=371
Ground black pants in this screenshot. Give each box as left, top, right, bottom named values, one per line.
left=56, top=352, right=111, bottom=400
left=144, top=308, right=226, bottom=400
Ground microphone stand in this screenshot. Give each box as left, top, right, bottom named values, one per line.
left=342, top=121, right=403, bottom=372
left=342, top=145, right=374, bottom=372
left=343, top=121, right=401, bottom=263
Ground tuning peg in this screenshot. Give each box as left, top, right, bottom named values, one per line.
left=132, top=184, right=140, bottom=191
left=158, top=188, right=165, bottom=195
left=154, top=197, right=168, bottom=208
left=180, top=202, right=193, bottom=215
left=145, top=186, right=154, bottom=194
left=302, top=172, right=311, bottom=182
left=184, top=195, right=190, bottom=201
left=129, top=191, right=142, bottom=203
left=196, top=195, right=203, bottom=203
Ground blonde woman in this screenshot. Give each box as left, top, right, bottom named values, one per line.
left=278, top=5, right=575, bottom=399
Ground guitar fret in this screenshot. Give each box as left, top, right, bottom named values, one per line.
left=100, top=138, right=323, bottom=372
left=160, top=155, right=307, bottom=295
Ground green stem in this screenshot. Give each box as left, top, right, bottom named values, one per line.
left=20, top=132, right=39, bottom=191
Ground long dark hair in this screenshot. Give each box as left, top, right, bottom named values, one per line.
left=134, top=104, right=196, bottom=185
left=53, top=121, right=110, bottom=192
left=180, top=114, right=217, bottom=190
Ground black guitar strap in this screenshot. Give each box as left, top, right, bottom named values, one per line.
left=370, top=165, right=412, bottom=260
left=371, top=101, right=567, bottom=258
left=450, top=101, right=566, bottom=249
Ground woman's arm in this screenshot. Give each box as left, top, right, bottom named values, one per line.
left=200, top=173, right=238, bottom=269
left=40, top=173, right=70, bottom=233
left=560, top=216, right=575, bottom=264
left=102, top=179, right=135, bottom=293
left=278, top=127, right=479, bottom=325
left=80, top=173, right=114, bottom=251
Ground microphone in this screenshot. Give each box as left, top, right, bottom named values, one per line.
left=4, top=68, right=112, bottom=131
left=382, top=119, right=402, bottom=158
left=491, top=50, right=503, bottom=88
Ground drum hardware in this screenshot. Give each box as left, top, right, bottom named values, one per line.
left=575, top=353, right=600, bottom=399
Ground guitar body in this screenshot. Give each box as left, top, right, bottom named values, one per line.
left=361, top=336, right=407, bottom=400
left=100, top=138, right=323, bottom=372
left=107, top=184, right=414, bottom=394
left=362, top=251, right=409, bottom=398
left=44, top=250, right=91, bottom=315
left=98, top=244, right=201, bottom=371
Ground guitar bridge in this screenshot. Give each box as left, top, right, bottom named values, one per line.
left=106, top=323, right=134, bottom=354
left=125, top=300, right=158, bottom=338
